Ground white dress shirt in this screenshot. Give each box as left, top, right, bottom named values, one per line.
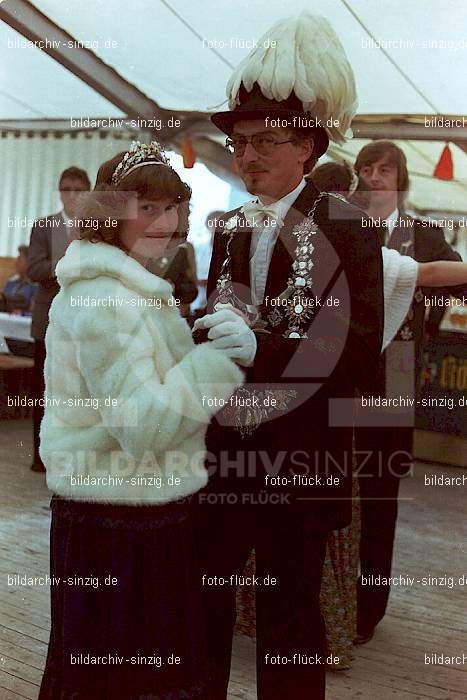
left=384, top=208, right=399, bottom=244
left=248, top=178, right=307, bottom=304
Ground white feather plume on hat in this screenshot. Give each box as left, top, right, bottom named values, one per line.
left=226, top=12, right=358, bottom=143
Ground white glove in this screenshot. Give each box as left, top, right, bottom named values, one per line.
left=193, top=308, right=257, bottom=367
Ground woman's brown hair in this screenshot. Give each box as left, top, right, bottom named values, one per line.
left=77, top=151, right=191, bottom=250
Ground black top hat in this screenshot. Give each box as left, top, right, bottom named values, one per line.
left=211, top=83, right=329, bottom=157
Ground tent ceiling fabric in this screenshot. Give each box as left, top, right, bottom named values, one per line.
left=0, top=24, right=124, bottom=119
left=1, top=0, right=466, bottom=212
left=4, top=0, right=467, bottom=118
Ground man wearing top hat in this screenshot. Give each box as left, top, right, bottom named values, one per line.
left=193, top=13, right=383, bottom=699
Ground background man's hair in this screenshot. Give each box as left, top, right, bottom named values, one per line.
left=206, top=210, right=225, bottom=230
left=59, top=166, right=91, bottom=190
left=354, top=140, right=409, bottom=208
left=310, top=160, right=353, bottom=194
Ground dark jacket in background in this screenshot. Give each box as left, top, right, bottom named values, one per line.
left=27, top=213, right=70, bottom=340
left=357, top=212, right=466, bottom=476
left=146, top=243, right=198, bottom=305
left=386, top=212, right=465, bottom=370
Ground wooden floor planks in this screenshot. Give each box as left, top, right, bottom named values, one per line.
left=0, top=419, right=465, bottom=699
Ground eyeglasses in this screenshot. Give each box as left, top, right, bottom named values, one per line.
left=225, top=134, right=295, bottom=157
left=59, top=187, right=88, bottom=193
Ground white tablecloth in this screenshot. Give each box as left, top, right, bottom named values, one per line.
left=0, top=312, right=33, bottom=353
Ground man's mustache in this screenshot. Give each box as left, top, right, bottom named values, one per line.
left=242, top=165, right=270, bottom=173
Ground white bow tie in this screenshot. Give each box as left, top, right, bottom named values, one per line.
left=241, top=200, right=283, bottom=230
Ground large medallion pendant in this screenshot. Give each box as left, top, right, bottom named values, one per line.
left=281, top=205, right=320, bottom=338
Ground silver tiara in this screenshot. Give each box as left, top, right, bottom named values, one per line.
left=111, top=140, right=170, bottom=185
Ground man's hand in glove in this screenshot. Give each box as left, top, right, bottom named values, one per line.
left=193, top=306, right=257, bottom=367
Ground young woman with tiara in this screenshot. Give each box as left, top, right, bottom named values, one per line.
left=38, top=141, right=243, bottom=699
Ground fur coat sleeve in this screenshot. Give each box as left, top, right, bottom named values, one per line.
left=67, top=277, right=243, bottom=461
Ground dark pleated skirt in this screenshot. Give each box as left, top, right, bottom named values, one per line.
left=39, top=496, right=208, bottom=700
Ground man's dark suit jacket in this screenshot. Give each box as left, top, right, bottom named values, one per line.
left=364, top=212, right=467, bottom=477
left=146, top=243, right=198, bottom=305
left=27, top=212, right=70, bottom=340
left=204, top=181, right=383, bottom=532
left=386, top=212, right=465, bottom=363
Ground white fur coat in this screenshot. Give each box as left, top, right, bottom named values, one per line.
left=40, top=240, right=243, bottom=504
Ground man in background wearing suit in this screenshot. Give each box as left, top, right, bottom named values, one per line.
left=27, top=166, right=90, bottom=472
left=353, top=141, right=466, bottom=643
